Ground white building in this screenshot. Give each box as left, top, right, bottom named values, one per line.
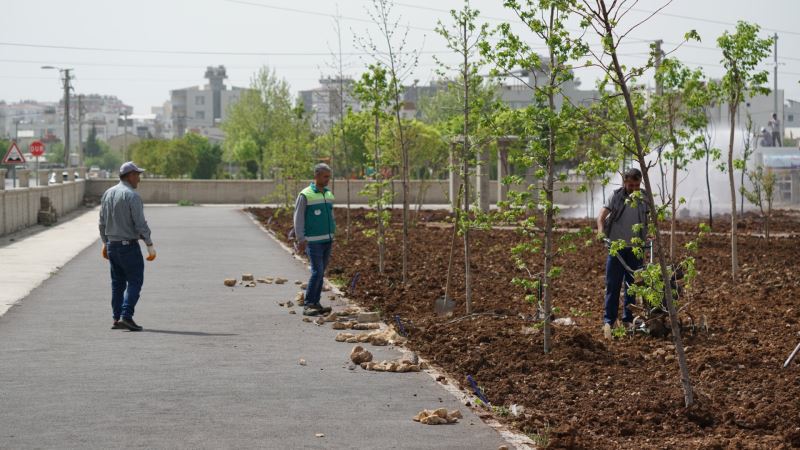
left=170, top=66, right=248, bottom=140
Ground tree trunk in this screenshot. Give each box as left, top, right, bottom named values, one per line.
left=462, top=19, right=473, bottom=315
left=727, top=103, right=739, bottom=281
left=375, top=114, right=385, bottom=275
left=541, top=7, right=556, bottom=354
left=600, top=0, right=694, bottom=406
left=671, top=146, right=678, bottom=262
left=706, top=145, right=713, bottom=228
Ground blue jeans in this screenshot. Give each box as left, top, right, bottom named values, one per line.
left=305, top=242, right=332, bottom=306
left=604, top=247, right=642, bottom=325
left=107, top=241, right=144, bottom=320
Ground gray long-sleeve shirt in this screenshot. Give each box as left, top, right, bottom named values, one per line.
left=293, top=193, right=307, bottom=243
left=98, top=181, right=152, bottom=245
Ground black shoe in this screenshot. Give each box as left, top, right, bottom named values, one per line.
left=111, top=320, right=126, bottom=330
left=119, top=318, right=143, bottom=331
left=302, top=307, right=321, bottom=316
left=305, top=303, right=332, bottom=314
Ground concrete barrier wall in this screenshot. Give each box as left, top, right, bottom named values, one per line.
left=0, top=180, right=86, bottom=236
left=85, top=178, right=589, bottom=206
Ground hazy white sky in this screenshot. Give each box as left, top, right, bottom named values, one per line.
left=1, top=0, right=798, bottom=114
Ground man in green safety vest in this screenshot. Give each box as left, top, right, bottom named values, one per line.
left=293, top=163, right=336, bottom=316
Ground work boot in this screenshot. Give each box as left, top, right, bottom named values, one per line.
left=111, top=320, right=126, bottom=330
left=602, top=323, right=612, bottom=340
left=119, top=317, right=143, bottom=331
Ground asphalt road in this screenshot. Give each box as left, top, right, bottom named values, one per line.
left=0, top=206, right=506, bottom=449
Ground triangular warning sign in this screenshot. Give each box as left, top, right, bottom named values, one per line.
left=3, top=142, right=26, bottom=164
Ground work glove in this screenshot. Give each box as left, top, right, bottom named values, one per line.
left=102, top=244, right=108, bottom=260
left=146, top=244, right=157, bottom=261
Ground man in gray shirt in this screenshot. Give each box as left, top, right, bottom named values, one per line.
left=99, top=161, right=156, bottom=331
left=596, top=168, right=648, bottom=339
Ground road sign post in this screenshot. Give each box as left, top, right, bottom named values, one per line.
left=3, top=142, right=26, bottom=189
left=29, top=141, right=44, bottom=187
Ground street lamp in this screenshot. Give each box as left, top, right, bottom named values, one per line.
left=41, top=65, right=74, bottom=167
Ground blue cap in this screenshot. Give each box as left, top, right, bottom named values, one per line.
left=119, top=161, right=145, bottom=176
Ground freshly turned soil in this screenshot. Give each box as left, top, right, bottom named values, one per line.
left=249, top=206, right=800, bottom=449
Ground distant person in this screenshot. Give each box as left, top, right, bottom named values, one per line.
left=99, top=162, right=157, bottom=331
left=769, top=113, right=782, bottom=146
left=293, top=163, right=336, bottom=316
left=760, top=127, right=773, bottom=147
left=596, top=168, right=648, bottom=339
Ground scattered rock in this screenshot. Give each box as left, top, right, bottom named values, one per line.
left=553, top=317, right=576, bottom=326
left=361, top=359, right=420, bottom=373
left=223, top=279, right=237, bottom=287
left=285, top=301, right=294, bottom=308
left=348, top=364, right=356, bottom=370
left=278, top=302, right=285, bottom=307
left=302, top=317, right=312, bottom=323
left=370, top=337, right=388, bottom=346
left=301, top=282, right=308, bottom=289
left=332, top=322, right=349, bottom=330
left=402, top=351, right=419, bottom=365
left=256, top=278, right=272, bottom=284
left=299, top=359, right=307, bottom=366
left=419, top=361, right=429, bottom=370
left=350, top=346, right=374, bottom=364
left=275, top=278, right=288, bottom=284
left=315, top=433, right=324, bottom=438
left=243, top=281, right=256, bottom=287
left=352, top=323, right=380, bottom=330
left=295, top=291, right=305, bottom=305
left=241, top=274, right=254, bottom=281
left=358, top=312, right=380, bottom=323
left=289, top=310, right=297, bottom=315
left=295, top=280, right=303, bottom=285
left=498, top=446, right=509, bottom=450
left=436, top=375, right=448, bottom=384
left=413, top=408, right=461, bottom=424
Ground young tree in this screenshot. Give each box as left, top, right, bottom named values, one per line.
left=163, top=139, right=198, bottom=178
left=738, top=114, right=757, bottom=215
left=716, top=22, right=773, bottom=281
left=483, top=0, right=589, bottom=352
left=652, top=58, right=708, bottom=260
left=572, top=0, right=698, bottom=407
left=698, top=82, right=722, bottom=228
left=354, top=64, right=394, bottom=274
left=742, top=165, right=776, bottom=241
left=358, top=0, right=420, bottom=283
left=435, top=0, right=492, bottom=315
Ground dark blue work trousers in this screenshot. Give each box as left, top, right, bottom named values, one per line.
left=603, top=247, right=642, bottom=325
left=107, top=241, right=144, bottom=321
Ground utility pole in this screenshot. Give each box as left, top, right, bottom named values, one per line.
left=773, top=33, right=779, bottom=138
left=122, top=110, right=129, bottom=161
left=77, top=94, right=84, bottom=168
left=62, top=69, right=72, bottom=167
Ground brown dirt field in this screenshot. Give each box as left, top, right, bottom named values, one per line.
left=249, top=206, right=800, bottom=449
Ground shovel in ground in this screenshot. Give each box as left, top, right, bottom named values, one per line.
left=434, top=185, right=462, bottom=317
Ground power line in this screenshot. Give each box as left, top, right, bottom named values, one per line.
left=629, top=7, right=800, bottom=38
left=0, top=41, right=442, bottom=57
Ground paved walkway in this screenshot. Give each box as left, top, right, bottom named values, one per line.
left=0, top=206, right=507, bottom=449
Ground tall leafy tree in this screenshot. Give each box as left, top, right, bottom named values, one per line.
left=84, top=124, right=102, bottom=158
left=716, top=22, right=773, bottom=282
left=223, top=67, right=295, bottom=180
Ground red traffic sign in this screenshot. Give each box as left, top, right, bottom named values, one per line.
left=2, top=142, right=26, bottom=164
left=29, top=140, right=45, bottom=157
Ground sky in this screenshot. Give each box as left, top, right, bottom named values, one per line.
left=1, top=0, right=799, bottom=114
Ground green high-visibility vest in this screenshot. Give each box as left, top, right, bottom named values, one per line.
left=301, top=183, right=336, bottom=243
